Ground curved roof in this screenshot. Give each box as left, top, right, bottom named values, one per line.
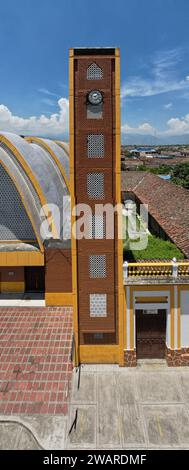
left=0, top=132, right=70, bottom=248
left=55, top=140, right=69, bottom=157
left=25, top=137, right=70, bottom=190
left=0, top=152, right=43, bottom=249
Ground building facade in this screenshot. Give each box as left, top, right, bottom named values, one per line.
left=0, top=48, right=189, bottom=366
left=0, top=133, right=72, bottom=305
left=69, top=47, right=124, bottom=365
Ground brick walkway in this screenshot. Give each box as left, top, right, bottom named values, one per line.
left=0, top=307, right=73, bottom=415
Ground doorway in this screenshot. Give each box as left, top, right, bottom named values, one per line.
left=25, top=267, right=45, bottom=293
left=136, top=309, right=166, bottom=359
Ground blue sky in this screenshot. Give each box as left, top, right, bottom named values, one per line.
left=0, top=0, right=189, bottom=140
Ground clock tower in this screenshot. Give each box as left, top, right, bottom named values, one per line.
left=69, top=47, right=124, bottom=365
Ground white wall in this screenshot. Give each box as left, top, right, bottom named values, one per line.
left=181, top=291, right=189, bottom=348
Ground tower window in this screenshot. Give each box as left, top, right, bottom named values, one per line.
left=89, top=255, right=106, bottom=278
left=90, top=293, right=107, bottom=317
left=87, top=63, right=103, bottom=80
left=87, top=134, right=104, bottom=158
left=87, top=214, right=105, bottom=239
left=87, top=173, right=105, bottom=199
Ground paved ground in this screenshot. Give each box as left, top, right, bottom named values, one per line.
left=0, top=307, right=73, bottom=415
left=1, top=361, right=189, bottom=449
left=67, top=362, right=189, bottom=450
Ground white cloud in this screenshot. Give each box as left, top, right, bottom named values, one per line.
left=122, top=113, right=189, bottom=137
left=38, top=88, right=59, bottom=97
left=164, top=102, right=172, bottom=109
left=122, top=122, right=155, bottom=135
left=0, top=94, right=188, bottom=140
left=164, top=113, right=189, bottom=135
left=121, top=48, right=189, bottom=98
left=0, top=97, right=69, bottom=136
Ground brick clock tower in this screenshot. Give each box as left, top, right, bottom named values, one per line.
left=69, top=47, right=124, bottom=365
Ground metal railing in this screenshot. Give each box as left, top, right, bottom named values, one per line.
left=123, top=258, right=189, bottom=281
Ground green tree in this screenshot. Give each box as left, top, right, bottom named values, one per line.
left=172, top=163, right=189, bottom=189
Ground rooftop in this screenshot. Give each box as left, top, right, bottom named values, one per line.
left=0, top=132, right=70, bottom=249
left=121, top=171, right=189, bottom=259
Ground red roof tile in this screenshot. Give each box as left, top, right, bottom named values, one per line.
left=121, top=171, right=189, bottom=258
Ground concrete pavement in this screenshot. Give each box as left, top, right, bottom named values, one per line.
left=1, top=361, right=189, bottom=449
left=67, top=361, right=189, bottom=450
left=0, top=293, right=45, bottom=307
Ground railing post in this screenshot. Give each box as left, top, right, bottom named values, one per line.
left=172, top=257, right=178, bottom=278
left=123, top=261, right=129, bottom=282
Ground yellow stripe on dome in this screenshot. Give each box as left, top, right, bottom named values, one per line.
left=55, top=140, right=69, bottom=157
left=0, top=160, right=43, bottom=252
left=0, top=135, right=58, bottom=240
left=25, top=136, right=70, bottom=192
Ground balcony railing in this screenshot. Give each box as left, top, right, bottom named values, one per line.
left=123, top=259, right=189, bottom=281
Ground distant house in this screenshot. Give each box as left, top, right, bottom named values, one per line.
left=130, top=147, right=156, bottom=158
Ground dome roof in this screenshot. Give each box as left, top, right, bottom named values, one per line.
left=0, top=132, right=70, bottom=250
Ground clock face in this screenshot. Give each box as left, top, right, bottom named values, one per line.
left=88, top=89, right=103, bottom=105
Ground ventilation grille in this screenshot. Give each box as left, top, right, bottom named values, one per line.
left=83, top=332, right=116, bottom=344
left=87, top=63, right=103, bottom=80
left=87, top=173, right=104, bottom=199
left=88, top=214, right=105, bottom=239
left=0, top=165, right=36, bottom=240
left=93, top=333, right=104, bottom=339
left=87, top=134, right=104, bottom=158
left=92, top=214, right=105, bottom=239
left=90, top=294, right=107, bottom=317
left=89, top=255, right=106, bottom=278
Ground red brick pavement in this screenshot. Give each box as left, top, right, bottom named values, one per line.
left=0, top=307, right=73, bottom=415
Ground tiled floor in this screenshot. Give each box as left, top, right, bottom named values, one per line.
left=0, top=307, right=73, bottom=415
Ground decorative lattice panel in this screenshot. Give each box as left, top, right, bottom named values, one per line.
left=89, top=254, right=106, bottom=278
left=90, top=293, right=107, bottom=317
left=88, top=214, right=105, bottom=239
left=87, top=134, right=104, bottom=158
left=92, top=214, right=105, bottom=238
left=87, top=173, right=105, bottom=199
left=0, top=165, right=36, bottom=240
left=87, top=63, right=103, bottom=80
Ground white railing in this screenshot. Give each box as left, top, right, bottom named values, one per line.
left=123, top=258, right=189, bottom=281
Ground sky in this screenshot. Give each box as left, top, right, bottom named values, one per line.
left=0, top=0, right=189, bottom=141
